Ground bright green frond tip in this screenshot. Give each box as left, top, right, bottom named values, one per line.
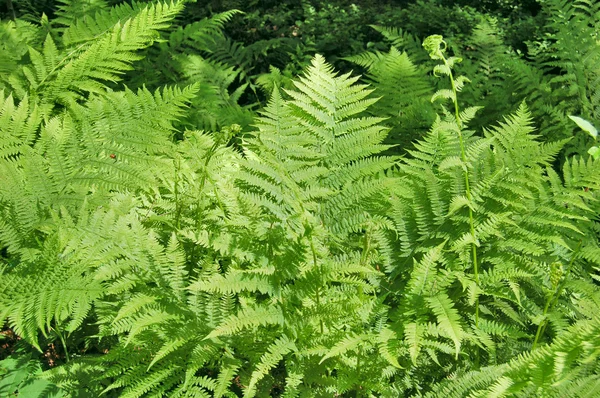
left=423, top=34, right=446, bottom=60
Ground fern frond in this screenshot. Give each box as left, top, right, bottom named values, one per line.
left=0, top=229, right=104, bottom=350
left=426, top=317, right=600, bottom=397
left=53, top=0, right=109, bottom=27
left=27, top=1, right=184, bottom=109
left=204, top=306, right=284, bottom=340
left=0, top=93, right=40, bottom=159
left=370, top=25, right=428, bottom=64
left=60, top=1, right=145, bottom=47
left=426, top=294, right=464, bottom=358
left=245, top=335, right=296, bottom=397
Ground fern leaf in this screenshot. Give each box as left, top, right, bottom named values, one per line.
left=426, top=293, right=464, bottom=358
left=204, top=306, right=284, bottom=340
left=146, top=337, right=188, bottom=371
left=0, top=93, right=40, bottom=159
left=245, top=335, right=296, bottom=397
left=404, top=322, right=424, bottom=365
left=38, top=1, right=184, bottom=107
left=319, top=333, right=366, bottom=365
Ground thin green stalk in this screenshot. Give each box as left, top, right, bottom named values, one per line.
left=6, top=0, right=16, bottom=20
left=174, top=158, right=182, bottom=230
left=310, top=236, right=324, bottom=334
left=360, top=229, right=370, bottom=266
left=356, top=345, right=361, bottom=375
left=54, top=326, right=70, bottom=363
left=531, top=299, right=551, bottom=351
left=358, top=230, right=371, bottom=299
left=356, top=345, right=363, bottom=395
left=445, top=56, right=480, bottom=327
left=195, top=141, right=219, bottom=231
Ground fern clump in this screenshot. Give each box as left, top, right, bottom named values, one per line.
left=382, top=34, right=600, bottom=393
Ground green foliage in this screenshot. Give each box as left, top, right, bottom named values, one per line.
left=570, top=115, right=600, bottom=160
left=358, top=0, right=600, bottom=158
left=389, top=0, right=482, bottom=41
left=345, top=46, right=435, bottom=151
left=0, top=351, right=63, bottom=397
left=425, top=317, right=600, bottom=397
left=452, top=0, right=600, bottom=157
left=0, top=1, right=599, bottom=397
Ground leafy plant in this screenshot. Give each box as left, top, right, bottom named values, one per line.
left=0, top=351, right=63, bottom=397
left=569, top=115, right=600, bottom=160
left=499, top=0, right=600, bottom=156
left=345, top=45, right=435, bottom=151
left=382, top=33, right=600, bottom=394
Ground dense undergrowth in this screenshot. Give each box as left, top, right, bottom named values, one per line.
left=1, top=0, right=599, bottom=397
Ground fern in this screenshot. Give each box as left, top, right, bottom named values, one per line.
left=425, top=316, right=600, bottom=397
left=9, top=51, right=398, bottom=396
left=123, top=9, right=241, bottom=89
left=345, top=46, right=435, bottom=151
left=8, top=1, right=183, bottom=111
left=0, top=19, right=42, bottom=91
left=491, top=0, right=600, bottom=156
left=53, top=0, right=109, bottom=27
left=0, top=92, right=40, bottom=159
left=370, top=25, right=429, bottom=65
left=59, top=1, right=148, bottom=47
left=382, top=36, right=600, bottom=390
left=457, top=18, right=515, bottom=128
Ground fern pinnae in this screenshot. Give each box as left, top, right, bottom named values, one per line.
left=38, top=1, right=184, bottom=110
left=245, top=335, right=296, bottom=397
left=59, top=1, right=141, bottom=46
left=146, top=337, right=188, bottom=371
left=0, top=92, right=41, bottom=159
left=203, top=306, right=284, bottom=341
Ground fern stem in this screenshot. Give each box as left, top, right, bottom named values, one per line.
left=356, top=345, right=363, bottom=394
left=356, top=345, right=361, bottom=375
left=310, top=236, right=324, bottom=335
left=360, top=229, right=370, bottom=266
left=54, top=326, right=70, bottom=363
left=174, top=158, right=182, bottom=230
left=195, top=141, right=219, bottom=231
left=532, top=300, right=551, bottom=351
left=358, top=230, right=372, bottom=298
left=446, top=58, right=480, bottom=327
left=5, top=0, right=16, bottom=20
